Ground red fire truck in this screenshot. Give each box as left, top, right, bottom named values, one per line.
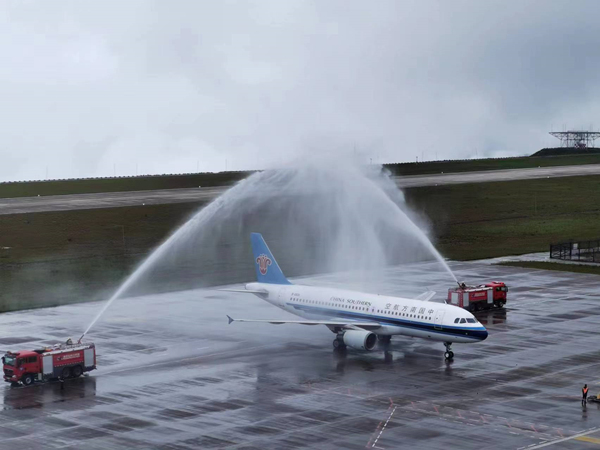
left=447, top=281, right=508, bottom=312
left=2, top=341, right=96, bottom=386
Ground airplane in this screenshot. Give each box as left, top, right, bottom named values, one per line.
left=225, top=233, right=488, bottom=360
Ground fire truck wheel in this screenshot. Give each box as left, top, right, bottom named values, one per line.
left=72, top=365, right=83, bottom=378
left=61, top=367, right=71, bottom=379
left=22, top=374, right=34, bottom=386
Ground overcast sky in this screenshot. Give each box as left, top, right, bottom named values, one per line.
left=1, top=0, right=600, bottom=181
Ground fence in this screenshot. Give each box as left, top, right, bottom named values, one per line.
left=550, top=240, right=600, bottom=263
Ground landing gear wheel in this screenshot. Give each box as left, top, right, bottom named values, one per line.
left=61, top=367, right=71, bottom=379
left=443, top=342, right=454, bottom=360
left=22, top=374, right=34, bottom=386
left=333, top=338, right=345, bottom=349
left=72, top=365, right=83, bottom=378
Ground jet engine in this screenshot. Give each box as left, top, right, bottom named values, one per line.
left=342, top=330, right=377, bottom=351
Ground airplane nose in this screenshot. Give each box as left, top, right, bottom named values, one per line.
left=480, top=329, right=489, bottom=341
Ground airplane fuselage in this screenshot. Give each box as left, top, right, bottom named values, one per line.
left=247, top=282, right=487, bottom=344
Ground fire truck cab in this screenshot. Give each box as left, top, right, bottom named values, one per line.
left=2, top=341, right=96, bottom=386
left=447, top=281, right=508, bottom=312
left=486, top=281, right=508, bottom=305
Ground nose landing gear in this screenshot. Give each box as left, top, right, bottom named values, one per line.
left=444, top=342, right=454, bottom=361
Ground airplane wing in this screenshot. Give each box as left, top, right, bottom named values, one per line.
left=414, top=291, right=436, bottom=302
left=226, top=315, right=381, bottom=330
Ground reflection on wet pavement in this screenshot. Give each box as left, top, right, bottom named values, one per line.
left=0, top=260, right=599, bottom=449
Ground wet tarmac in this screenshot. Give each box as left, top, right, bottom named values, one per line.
left=1, top=261, right=600, bottom=449
left=2, top=164, right=600, bottom=215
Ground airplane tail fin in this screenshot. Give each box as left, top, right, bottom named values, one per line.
left=250, top=233, right=291, bottom=285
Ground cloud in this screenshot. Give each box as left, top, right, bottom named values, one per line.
left=1, top=0, right=600, bottom=181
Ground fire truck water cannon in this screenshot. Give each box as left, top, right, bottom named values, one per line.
left=447, top=281, right=508, bottom=312
left=2, top=338, right=96, bottom=386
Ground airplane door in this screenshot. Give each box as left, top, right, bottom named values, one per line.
left=434, top=310, right=445, bottom=330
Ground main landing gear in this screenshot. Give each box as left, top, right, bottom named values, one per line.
left=333, top=333, right=346, bottom=350
left=444, top=342, right=454, bottom=361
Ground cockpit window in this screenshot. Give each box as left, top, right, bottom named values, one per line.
left=454, top=318, right=459, bottom=323
left=460, top=318, right=466, bottom=323
left=466, top=318, right=476, bottom=323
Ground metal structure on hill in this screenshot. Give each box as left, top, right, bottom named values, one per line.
left=549, top=130, right=600, bottom=148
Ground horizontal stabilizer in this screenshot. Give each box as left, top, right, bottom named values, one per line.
left=219, top=288, right=268, bottom=295
left=415, top=291, right=436, bottom=302
left=226, top=316, right=381, bottom=329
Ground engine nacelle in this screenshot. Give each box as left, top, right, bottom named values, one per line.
left=342, top=330, right=377, bottom=351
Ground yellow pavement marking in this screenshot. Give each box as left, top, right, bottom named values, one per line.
left=576, top=435, right=600, bottom=445
left=525, top=427, right=600, bottom=449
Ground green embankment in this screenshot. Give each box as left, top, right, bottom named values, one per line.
left=386, top=152, right=600, bottom=176
left=2, top=151, right=600, bottom=198
left=496, top=261, right=600, bottom=276
left=0, top=171, right=248, bottom=199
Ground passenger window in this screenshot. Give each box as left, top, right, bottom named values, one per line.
left=454, top=318, right=459, bottom=323
left=460, top=318, right=466, bottom=323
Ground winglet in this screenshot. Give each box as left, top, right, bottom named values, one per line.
left=227, top=315, right=234, bottom=325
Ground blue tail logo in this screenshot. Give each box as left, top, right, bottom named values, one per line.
left=250, top=233, right=291, bottom=285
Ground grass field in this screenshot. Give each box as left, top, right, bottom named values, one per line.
left=0, top=202, right=201, bottom=312
left=496, top=261, right=600, bottom=276
left=404, top=174, right=600, bottom=260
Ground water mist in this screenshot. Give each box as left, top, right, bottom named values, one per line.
left=81, top=161, right=456, bottom=339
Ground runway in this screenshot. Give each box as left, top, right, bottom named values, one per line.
left=0, top=186, right=225, bottom=215
left=394, top=163, right=600, bottom=187
left=2, top=164, right=600, bottom=215
left=1, top=260, right=600, bottom=449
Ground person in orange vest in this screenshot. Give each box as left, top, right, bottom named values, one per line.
left=582, top=384, right=589, bottom=406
